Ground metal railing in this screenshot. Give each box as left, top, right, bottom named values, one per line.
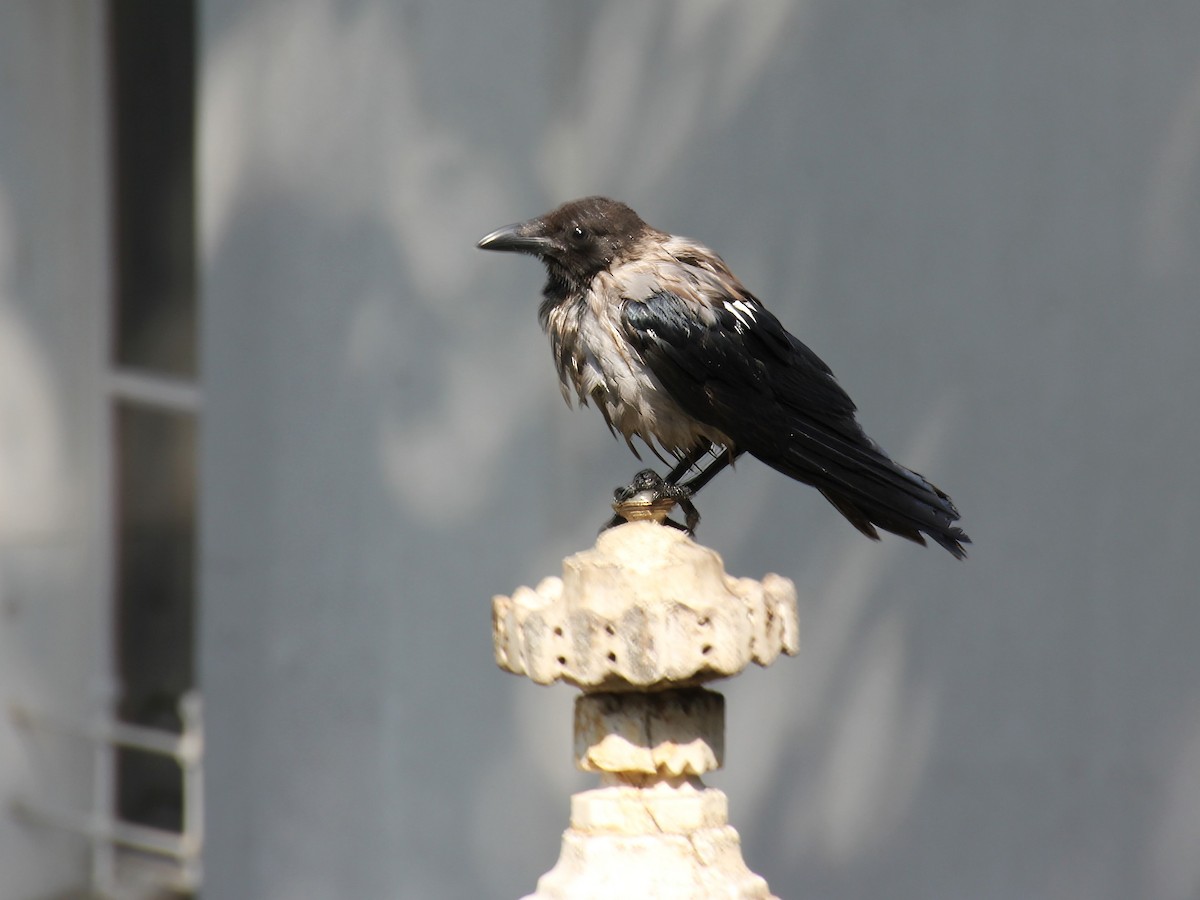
left=9, top=690, right=203, bottom=896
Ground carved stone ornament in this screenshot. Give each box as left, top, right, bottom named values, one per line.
left=493, top=522, right=799, bottom=900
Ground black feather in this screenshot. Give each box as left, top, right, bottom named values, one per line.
left=624, top=291, right=970, bottom=558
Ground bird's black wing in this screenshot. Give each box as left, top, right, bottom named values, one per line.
left=622, top=291, right=969, bottom=557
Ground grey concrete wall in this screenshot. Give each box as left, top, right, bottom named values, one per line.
left=200, top=2, right=1200, bottom=898
left=0, top=3, right=112, bottom=897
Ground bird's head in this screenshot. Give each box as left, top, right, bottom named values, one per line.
left=477, top=196, right=650, bottom=292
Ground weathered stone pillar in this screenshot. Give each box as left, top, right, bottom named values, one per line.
left=493, top=522, right=799, bottom=899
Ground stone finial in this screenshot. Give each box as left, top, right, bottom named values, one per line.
left=495, top=522, right=796, bottom=900
left=492, top=522, right=798, bottom=692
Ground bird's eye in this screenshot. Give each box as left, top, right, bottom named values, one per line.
left=571, top=225, right=588, bottom=241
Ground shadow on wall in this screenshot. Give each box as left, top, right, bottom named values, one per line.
left=0, top=182, right=67, bottom=543
left=0, top=153, right=89, bottom=898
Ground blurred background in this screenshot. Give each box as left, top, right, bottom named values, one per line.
left=2, top=1, right=1199, bottom=898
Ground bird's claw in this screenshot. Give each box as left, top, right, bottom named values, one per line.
left=604, top=468, right=700, bottom=535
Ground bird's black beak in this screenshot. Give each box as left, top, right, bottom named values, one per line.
left=477, top=218, right=556, bottom=256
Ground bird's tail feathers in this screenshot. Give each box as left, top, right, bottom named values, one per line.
left=759, top=419, right=971, bottom=559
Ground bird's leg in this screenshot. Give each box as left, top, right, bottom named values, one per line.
left=676, top=495, right=700, bottom=534
left=661, top=444, right=714, bottom=486
left=677, top=448, right=745, bottom=494
left=602, top=445, right=708, bottom=531
left=604, top=446, right=740, bottom=535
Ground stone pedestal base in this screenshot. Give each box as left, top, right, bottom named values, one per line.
left=524, top=781, right=777, bottom=900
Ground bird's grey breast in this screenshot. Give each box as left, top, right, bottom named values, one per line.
left=542, top=256, right=726, bottom=456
